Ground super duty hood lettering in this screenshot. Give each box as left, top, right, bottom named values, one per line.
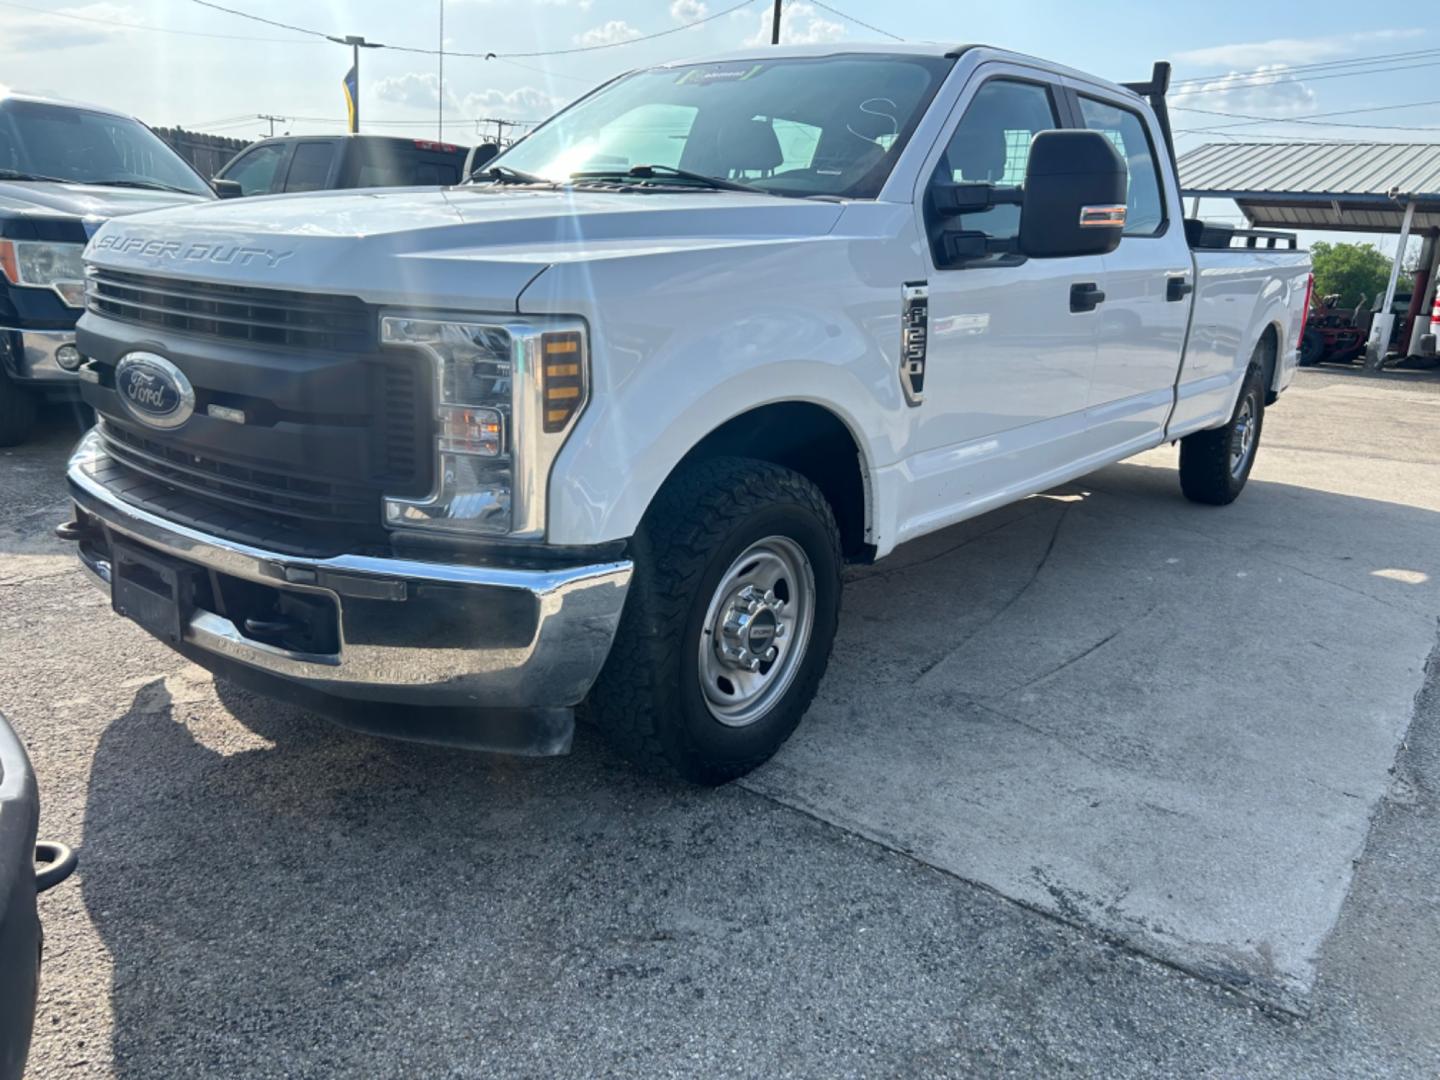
left=92, top=234, right=294, bottom=269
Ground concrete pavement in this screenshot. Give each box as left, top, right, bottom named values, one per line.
left=2, top=367, right=1437, bottom=1077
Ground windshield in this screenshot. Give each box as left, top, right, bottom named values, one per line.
left=0, top=99, right=211, bottom=195
left=487, top=54, right=953, bottom=199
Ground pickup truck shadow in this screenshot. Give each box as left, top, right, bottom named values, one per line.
left=74, top=467, right=1440, bottom=1069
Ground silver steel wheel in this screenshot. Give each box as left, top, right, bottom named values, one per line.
left=1230, top=393, right=1257, bottom=478
left=697, top=535, right=816, bottom=728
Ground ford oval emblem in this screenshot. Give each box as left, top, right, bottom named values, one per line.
left=114, top=352, right=195, bottom=430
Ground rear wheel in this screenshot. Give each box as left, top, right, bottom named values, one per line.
left=1298, top=328, right=1324, bottom=367
left=589, top=456, right=842, bottom=785
left=1179, top=361, right=1265, bottom=506
left=0, top=371, right=37, bottom=447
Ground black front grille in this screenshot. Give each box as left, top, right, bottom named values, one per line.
left=375, top=356, right=425, bottom=484
left=100, top=423, right=379, bottom=527
left=87, top=269, right=376, bottom=352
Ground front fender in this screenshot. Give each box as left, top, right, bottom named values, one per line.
left=521, top=225, right=920, bottom=548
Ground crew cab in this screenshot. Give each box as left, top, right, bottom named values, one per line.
left=59, top=45, right=1311, bottom=784
left=213, top=135, right=467, bottom=197
left=0, top=92, right=214, bottom=445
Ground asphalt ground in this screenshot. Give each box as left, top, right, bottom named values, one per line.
left=2, top=366, right=1437, bottom=1078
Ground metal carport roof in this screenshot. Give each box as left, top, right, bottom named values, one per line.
left=1177, top=142, right=1440, bottom=233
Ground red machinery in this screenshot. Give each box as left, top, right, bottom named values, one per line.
left=1299, top=293, right=1367, bottom=366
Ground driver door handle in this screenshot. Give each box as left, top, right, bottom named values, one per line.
left=1070, top=282, right=1105, bottom=313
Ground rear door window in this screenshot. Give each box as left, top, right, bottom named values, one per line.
left=1077, top=96, right=1166, bottom=236
left=283, top=142, right=336, bottom=192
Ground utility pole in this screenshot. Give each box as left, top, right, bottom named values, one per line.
left=258, top=114, right=285, bottom=138
left=438, top=0, right=445, bottom=141
left=326, top=34, right=381, bottom=133
left=771, top=0, right=782, bottom=44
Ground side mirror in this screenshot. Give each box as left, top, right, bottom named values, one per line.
left=464, top=143, right=500, bottom=180
left=211, top=178, right=243, bottom=199
left=1018, top=130, right=1127, bottom=258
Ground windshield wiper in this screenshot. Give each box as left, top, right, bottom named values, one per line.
left=88, top=178, right=198, bottom=194
left=570, top=164, right=769, bottom=195
left=476, top=165, right=554, bottom=186
left=0, top=168, right=72, bottom=183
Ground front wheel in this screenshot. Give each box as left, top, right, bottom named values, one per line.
left=1298, top=328, right=1324, bottom=367
left=1179, top=361, right=1266, bottom=506
left=589, top=456, right=842, bottom=785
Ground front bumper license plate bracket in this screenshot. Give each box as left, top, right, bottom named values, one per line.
left=111, top=540, right=198, bottom=645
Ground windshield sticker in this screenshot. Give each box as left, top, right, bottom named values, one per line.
left=675, top=64, right=765, bottom=86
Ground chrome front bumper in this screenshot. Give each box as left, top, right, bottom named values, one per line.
left=65, top=431, right=632, bottom=722
left=0, top=327, right=78, bottom=384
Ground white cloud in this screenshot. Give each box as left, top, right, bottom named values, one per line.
left=374, top=73, right=559, bottom=121
left=461, top=86, right=561, bottom=120
left=1171, top=66, right=1317, bottom=117
left=574, top=19, right=642, bottom=47
left=744, top=2, right=844, bottom=47
left=670, top=0, right=709, bottom=21
left=1, top=2, right=135, bottom=51
left=1175, top=28, right=1422, bottom=70
left=374, top=72, right=447, bottom=111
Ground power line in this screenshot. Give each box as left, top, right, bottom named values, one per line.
left=187, top=0, right=327, bottom=39
left=1173, top=98, right=1440, bottom=134
left=1170, top=46, right=1440, bottom=87
left=427, top=0, right=766, bottom=58
left=188, top=0, right=765, bottom=60
left=1173, top=57, right=1440, bottom=96
left=806, top=0, right=904, bottom=41
left=0, top=0, right=320, bottom=43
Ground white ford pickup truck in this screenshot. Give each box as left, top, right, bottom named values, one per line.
left=60, top=45, right=1311, bottom=783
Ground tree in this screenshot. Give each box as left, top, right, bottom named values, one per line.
left=1310, top=241, right=1412, bottom=309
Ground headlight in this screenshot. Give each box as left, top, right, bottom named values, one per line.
left=0, top=239, right=86, bottom=307
left=380, top=315, right=589, bottom=539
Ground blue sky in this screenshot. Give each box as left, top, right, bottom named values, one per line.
left=2, top=0, right=1437, bottom=251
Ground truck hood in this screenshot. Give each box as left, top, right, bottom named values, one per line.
left=0, top=181, right=209, bottom=228
left=83, top=186, right=846, bottom=314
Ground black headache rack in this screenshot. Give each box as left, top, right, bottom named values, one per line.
left=1183, top=221, right=1299, bottom=251
left=1123, top=61, right=1299, bottom=253
left=1122, top=61, right=1180, bottom=176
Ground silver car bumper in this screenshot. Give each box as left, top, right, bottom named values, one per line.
left=0, top=327, right=79, bottom=384
left=64, top=431, right=632, bottom=733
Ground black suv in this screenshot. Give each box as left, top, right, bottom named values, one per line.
left=213, top=134, right=468, bottom=197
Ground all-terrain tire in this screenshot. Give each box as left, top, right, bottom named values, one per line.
left=588, top=456, right=842, bottom=785
left=1298, top=328, right=1324, bottom=367
left=1179, top=361, right=1266, bottom=506
left=0, top=371, right=37, bottom=447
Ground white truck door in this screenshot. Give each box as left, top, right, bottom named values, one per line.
left=897, top=72, right=1105, bottom=539
left=1068, top=88, right=1192, bottom=457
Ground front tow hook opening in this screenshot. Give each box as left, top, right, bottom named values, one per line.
left=35, top=841, right=78, bottom=893
left=55, top=518, right=101, bottom=543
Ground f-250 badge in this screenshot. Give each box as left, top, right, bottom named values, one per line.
left=901, top=282, right=928, bottom=406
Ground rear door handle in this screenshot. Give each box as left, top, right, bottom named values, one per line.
left=1070, top=282, right=1105, bottom=313
left=1167, top=276, right=1193, bottom=302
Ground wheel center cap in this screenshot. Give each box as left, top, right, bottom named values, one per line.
left=746, top=609, right=778, bottom=651
left=714, top=586, right=786, bottom=671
